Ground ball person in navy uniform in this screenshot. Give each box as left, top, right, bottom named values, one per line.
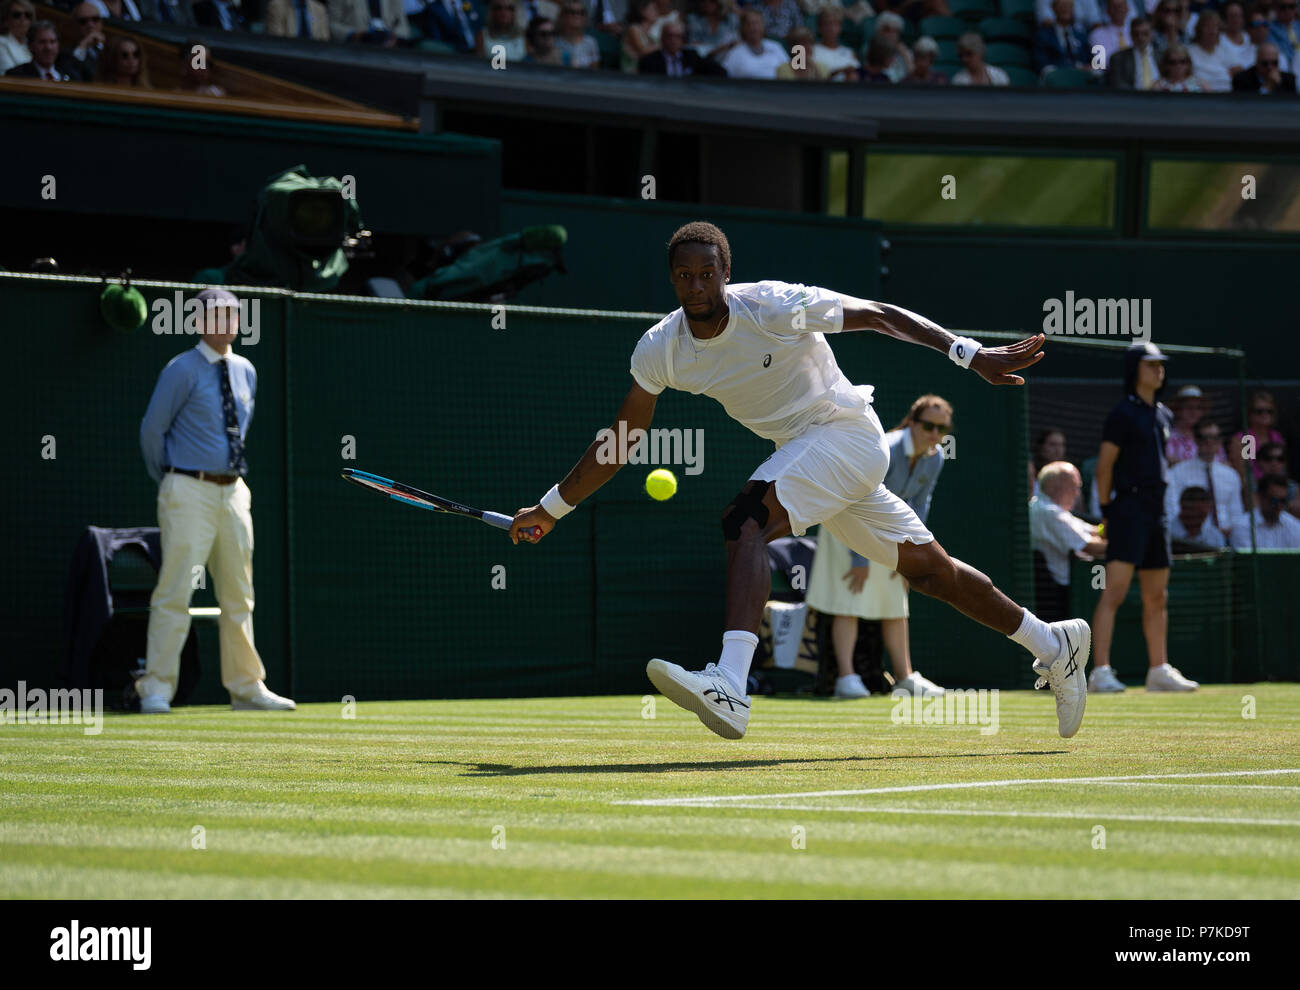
left=136, top=288, right=295, bottom=713
left=1088, top=341, right=1199, bottom=693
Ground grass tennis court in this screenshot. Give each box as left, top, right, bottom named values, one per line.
left=2, top=685, right=1298, bottom=899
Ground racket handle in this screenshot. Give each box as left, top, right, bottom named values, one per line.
left=482, top=511, right=514, bottom=531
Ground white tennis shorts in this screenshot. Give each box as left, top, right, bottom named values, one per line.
left=750, top=405, right=934, bottom=571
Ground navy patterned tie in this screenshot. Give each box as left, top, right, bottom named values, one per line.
left=219, top=359, right=248, bottom=475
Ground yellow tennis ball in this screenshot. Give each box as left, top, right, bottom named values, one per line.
left=646, top=468, right=677, bottom=501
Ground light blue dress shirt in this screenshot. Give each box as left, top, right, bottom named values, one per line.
left=140, top=342, right=256, bottom=483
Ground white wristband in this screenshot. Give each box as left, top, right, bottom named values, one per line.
left=948, top=336, right=981, bottom=369
left=540, top=484, right=574, bottom=520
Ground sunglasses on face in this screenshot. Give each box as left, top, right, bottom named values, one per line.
left=10, top=9, right=32, bottom=17
left=1252, top=407, right=1275, bottom=415
left=78, top=14, right=101, bottom=22
left=1260, top=57, right=1280, bottom=64
left=1168, top=56, right=1190, bottom=63
left=1198, top=433, right=1222, bottom=442
left=1260, top=455, right=1285, bottom=463
left=917, top=418, right=951, bottom=433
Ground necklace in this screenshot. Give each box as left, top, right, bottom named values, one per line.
left=686, top=306, right=729, bottom=360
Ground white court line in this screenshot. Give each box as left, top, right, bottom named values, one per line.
left=687, top=805, right=1300, bottom=828
left=616, top=768, right=1300, bottom=807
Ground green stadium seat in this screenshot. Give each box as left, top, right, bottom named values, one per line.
left=418, top=39, right=457, bottom=54
left=936, top=38, right=959, bottom=60
left=919, top=15, right=966, bottom=39
left=595, top=30, right=620, bottom=70
left=1041, top=66, right=1099, bottom=86
left=984, top=41, right=1032, bottom=66
left=934, top=59, right=964, bottom=78
left=999, top=0, right=1038, bottom=22
left=948, top=0, right=996, bottom=21
left=1002, top=64, right=1039, bottom=85
left=977, top=16, right=1032, bottom=42
left=841, top=17, right=866, bottom=50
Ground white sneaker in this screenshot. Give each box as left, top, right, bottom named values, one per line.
left=1088, top=665, right=1126, bottom=693
left=1146, top=663, right=1199, bottom=692
left=1031, top=618, right=1090, bottom=738
left=231, top=684, right=296, bottom=711
left=895, top=671, right=946, bottom=697
left=646, top=659, right=750, bottom=739
left=138, top=694, right=171, bottom=714
left=834, top=673, right=870, bottom=699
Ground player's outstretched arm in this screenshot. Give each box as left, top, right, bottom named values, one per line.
left=510, top=381, right=659, bottom=545
left=839, top=295, right=1045, bottom=385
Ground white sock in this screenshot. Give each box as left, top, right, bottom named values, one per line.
left=1008, top=608, right=1058, bottom=660
left=717, top=630, right=758, bottom=694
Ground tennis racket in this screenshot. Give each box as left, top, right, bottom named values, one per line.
left=341, top=468, right=542, bottom=539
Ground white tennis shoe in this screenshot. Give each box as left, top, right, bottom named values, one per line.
left=231, top=685, right=296, bottom=711
left=1146, top=663, right=1199, bottom=692
left=646, top=659, right=750, bottom=739
left=1088, top=665, right=1126, bottom=693
left=834, top=673, right=870, bottom=698
left=1032, top=618, right=1090, bottom=738
left=894, top=671, right=946, bottom=697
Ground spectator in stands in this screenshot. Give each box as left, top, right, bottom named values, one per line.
left=141, top=0, right=195, bottom=26
left=1031, top=462, right=1106, bottom=623
left=4, top=20, right=75, bottom=79
left=526, top=13, right=565, bottom=59
left=328, top=0, right=410, bottom=45
left=419, top=0, right=480, bottom=48
left=858, top=35, right=895, bottom=80
left=1247, top=4, right=1288, bottom=69
left=1219, top=2, right=1256, bottom=67
left=1107, top=14, right=1160, bottom=84
left=0, top=0, right=34, bottom=76
left=1031, top=427, right=1068, bottom=494
left=266, top=0, right=331, bottom=38
left=66, top=3, right=104, bottom=79
left=805, top=394, right=954, bottom=699
left=176, top=41, right=227, bottom=92
left=621, top=0, right=658, bottom=70
left=952, top=31, right=1009, bottom=83
left=776, top=24, right=825, bottom=77
left=1091, top=0, right=1135, bottom=65
left=1232, top=38, right=1297, bottom=85
left=1037, top=0, right=1101, bottom=28
left=686, top=0, right=738, bottom=60
left=1270, top=0, right=1300, bottom=64
left=647, top=0, right=681, bottom=44
left=1091, top=342, right=1200, bottom=694
left=555, top=1, right=601, bottom=64
left=873, top=11, right=912, bottom=82
left=757, top=0, right=801, bottom=42
left=1229, top=389, right=1286, bottom=482
left=1164, top=419, right=1244, bottom=536
left=585, top=0, right=626, bottom=35
left=1186, top=11, right=1234, bottom=89
left=1230, top=473, right=1300, bottom=547
left=1035, top=0, right=1091, bottom=73
left=97, top=33, right=152, bottom=85
left=91, top=0, right=143, bottom=21
left=1153, top=41, right=1207, bottom=86
left=1170, top=486, right=1228, bottom=548
left=192, top=0, right=247, bottom=30
left=476, top=0, right=527, bottom=60
left=1166, top=385, right=1212, bottom=465
left=1256, top=443, right=1300, bottom=515
left=812, top=4, right=859, bottom=80
left=721, top=6, right=786, bottom=75
left=1151, top=0, right=1188, bottom=54
left=902, top=34, right=948, bottom=82
left=640, top=16, right=723, bottom=69
left=836, top=0, right=877, bottom=26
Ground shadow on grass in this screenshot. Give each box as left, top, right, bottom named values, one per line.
left=420, top=751, right=1066, bottom=777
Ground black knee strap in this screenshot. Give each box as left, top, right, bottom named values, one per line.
left=721, top=481, right=771, bottom=541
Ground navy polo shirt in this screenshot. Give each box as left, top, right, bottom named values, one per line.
left=1102, top=393, right=1172, bottom=504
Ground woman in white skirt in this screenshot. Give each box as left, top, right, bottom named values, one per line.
left=806, top=394, right=953, bottom=698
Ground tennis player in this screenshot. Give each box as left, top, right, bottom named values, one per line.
left=511, top=222, right=1088, bottom=740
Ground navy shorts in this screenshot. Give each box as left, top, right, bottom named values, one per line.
left=1105, top=496, right=1171, bottom=570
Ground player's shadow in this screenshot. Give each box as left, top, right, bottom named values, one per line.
left=420, top=751, right=1065, bottom=777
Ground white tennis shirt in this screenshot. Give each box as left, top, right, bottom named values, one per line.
left=629, top=281, right=873, bottom=447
